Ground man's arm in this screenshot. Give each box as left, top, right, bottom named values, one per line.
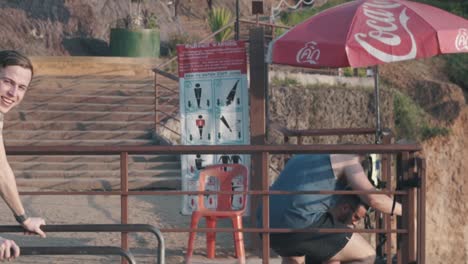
left=0, top=128, right=46, bottom=237
left=332, top=154, right=402, bottom=215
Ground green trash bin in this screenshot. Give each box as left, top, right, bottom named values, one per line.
left=110, top=28, right=160, bottom=57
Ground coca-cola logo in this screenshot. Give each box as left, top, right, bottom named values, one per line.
left=296, top=41, right=321, bottom=65
left=455, top=28, right=468, bottom=51
left=354, top=0, right=417, bottom=63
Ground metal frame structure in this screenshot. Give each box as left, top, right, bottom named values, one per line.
left=0, top=224, right=165, bottom=264
left=8, top=143, right=425, bottom=264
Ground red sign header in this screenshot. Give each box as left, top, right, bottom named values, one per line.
left=177, top=41, right=247, bottom=77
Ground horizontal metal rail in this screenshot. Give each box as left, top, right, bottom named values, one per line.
left=6, top=143, right=421, bottom=155
left=156, top=227, right=408, bottom=234
left=21, top=246, right=136, bottom=264
left=0, top=224, right=165, bottom=264
left=20, top=189, right=408, bottom=196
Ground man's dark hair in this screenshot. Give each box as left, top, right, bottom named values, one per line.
left=335, top=192, right=369, bottom=211
left=0, top=50, right=34, bottom=77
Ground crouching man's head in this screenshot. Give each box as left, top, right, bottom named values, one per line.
left=0, top=50, right=33, bottom=114
left=331, top=193, right=368, bottom=228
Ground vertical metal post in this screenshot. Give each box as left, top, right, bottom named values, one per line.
left=407, top=152, right=417, bottom=262
left=249, top=27, right=267, bottom=259
left=154, top=73, right=159, bottom=135
left=396, top=153, right=403, bottom=264
left=417, top=158, right=426, bottom=264
left=121, top=152, right=129, bottom=264
left=397, top=151, right=415, bottom=264
left=235, top=0, right=240, bottom=40
left=261, top=152, right=270, bottom=264
left=382, top=134, right=393, bottom=264
left=374, top=65, right=382, bottom=143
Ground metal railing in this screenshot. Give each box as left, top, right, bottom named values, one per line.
left=0, top=224, right=165, bottom=264
left=21, top=246, right=136, bottom=264
left=8, top=143, right=424, bottom=264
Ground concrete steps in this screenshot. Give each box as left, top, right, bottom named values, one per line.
left=4, top=130, right=152, bottom=140
left=6, top=110, right=155, bottom=122
left=16, top=177, right=181, bottom=191
left=10, top=161, right=180, bottom=171
left=6, top=66, right=181, bottom=191
left=4, top=121, right=154, bottom=131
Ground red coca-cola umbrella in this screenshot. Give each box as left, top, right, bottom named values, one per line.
left=267, top=0, right=468, bottom=141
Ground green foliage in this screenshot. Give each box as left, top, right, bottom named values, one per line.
left=278, top=0, right=467, bottom=27
left=207, top=7, right=234, bottom=42
left=165, top=33, right=200, bottom=57
left=413, top=0, right=467, bottom=18
left=271, top=76, right=299, bottom=87
left=420, top=125, right=450, bottom=141
left=394, top=91, right=450, bottom=141
left=279, top=0, right=350, bottom=26
left=142, top=9, right=158, bottom=29
left=115, top=0, right=158, bottom=30
left=272, top=21, right=289, bottom=38
left=444, top=53, right=468, bottom=95
left=342, top=67, right=367, bottom=77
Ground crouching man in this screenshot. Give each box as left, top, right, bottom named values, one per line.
left=257, top=154, right=401, bottom=264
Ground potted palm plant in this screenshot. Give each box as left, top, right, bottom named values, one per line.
left=109, top=0, right=160, bottom=57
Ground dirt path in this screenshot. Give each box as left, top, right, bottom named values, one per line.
left=0, top=194, right=281, bottom=263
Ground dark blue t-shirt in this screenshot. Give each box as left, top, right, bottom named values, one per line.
left=257, top=154, right=346, bottom=229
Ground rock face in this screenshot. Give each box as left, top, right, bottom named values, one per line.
left=0, top=0, right=178, bottom=55
left=266, top=82, right=394, bottom=184
left=422, top=107, right=468, bottom=262
left=268, top=76, right=468, bottom=264
left=0, top=0, right=257, bottom=56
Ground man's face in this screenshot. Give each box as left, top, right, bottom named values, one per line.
left=338, top=203, right=368, bottom=228
left=0, top=65, right=32, bottom=114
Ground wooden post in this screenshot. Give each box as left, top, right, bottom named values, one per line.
left=249, top=27, right=268, bottom=259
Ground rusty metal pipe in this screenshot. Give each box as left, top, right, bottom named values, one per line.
left=21, top=246, right=136, bottom=264
left=0, top=224, right=165, bottom=264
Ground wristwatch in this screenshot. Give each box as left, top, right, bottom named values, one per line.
left=14, top=214, right=28, bottom=224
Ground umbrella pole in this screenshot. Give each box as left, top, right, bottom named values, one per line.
left=374, top=65, right=382, bottom=144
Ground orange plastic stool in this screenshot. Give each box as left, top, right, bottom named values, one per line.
left=186, top=164, right=248, bottom=263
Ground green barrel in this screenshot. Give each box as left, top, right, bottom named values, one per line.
left=110, top=28, right=160, bottom=57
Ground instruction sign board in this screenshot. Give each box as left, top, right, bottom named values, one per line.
left=177, top=41, right=250, bottom=215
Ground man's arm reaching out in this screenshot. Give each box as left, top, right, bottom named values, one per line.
left=0, top=130, right=46, bottom=237
left=332, top=154, right=402, bottom=216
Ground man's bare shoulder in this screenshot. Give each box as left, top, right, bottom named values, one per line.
left=330, top=154, right=360, bottom=165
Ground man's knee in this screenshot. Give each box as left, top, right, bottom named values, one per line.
left=328, top=233, right=376, bottom=263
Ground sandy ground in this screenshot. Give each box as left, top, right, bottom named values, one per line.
left=0, top=194, right=282, bottom=264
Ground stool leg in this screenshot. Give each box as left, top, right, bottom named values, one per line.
left=232, top=216, right=245, bottom=263
left=186, top=214, right=201, bottom=263
left=206, top=217, right=217, bottom=258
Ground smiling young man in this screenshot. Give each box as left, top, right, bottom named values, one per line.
left=0, top=50, right=46, bottom=261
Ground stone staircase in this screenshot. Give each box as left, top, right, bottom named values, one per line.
left=4, top=63, right=181, bottom=191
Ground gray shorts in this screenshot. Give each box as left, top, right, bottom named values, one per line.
left=269, top=213, right=351, bottom=263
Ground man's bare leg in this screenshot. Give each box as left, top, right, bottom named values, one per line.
left=282, top=256, right=305, bottom=264
left=326, top=233, right=375, bottom=264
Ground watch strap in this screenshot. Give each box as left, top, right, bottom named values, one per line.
left=14, top=214, right=28, bottom=224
